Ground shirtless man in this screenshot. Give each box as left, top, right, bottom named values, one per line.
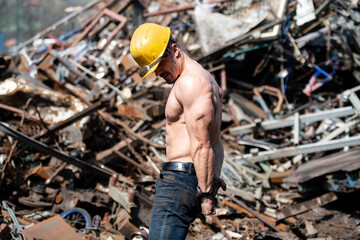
left=130, top=23, right=226, bottom=240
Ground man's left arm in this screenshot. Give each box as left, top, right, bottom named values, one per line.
left=175, top=75, right=221, bottom=215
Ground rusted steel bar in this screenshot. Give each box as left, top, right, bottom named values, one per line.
left=211, top=215, right=232, bottom=240
left=0, top=103, right=52, bottom=125
left=143, top=0, right=235, bottom=17
left=114, top=150, right=154, bottom=176
left=96, top=129, right=152, bottom=161
left=45, top=162, right=67, bottom=185
left=222, top=199, right=253, bottom=216
left=123, top=136, right=145, bottom=163
left=221, top=199, right=289, bottom=232
left=100, top=112, right=166, bottom=149
left=220, top=190, right=281, bottom=232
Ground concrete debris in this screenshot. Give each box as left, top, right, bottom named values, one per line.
left=1, top=0, right=360, bottom=239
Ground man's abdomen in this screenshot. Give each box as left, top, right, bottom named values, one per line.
left=166, top=123, right=192, bottom=162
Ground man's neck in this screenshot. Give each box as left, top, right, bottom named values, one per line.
left=179, top=52, right=191, bottom=74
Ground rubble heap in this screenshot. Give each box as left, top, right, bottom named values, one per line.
left=1, top=0, right=360, bottom=239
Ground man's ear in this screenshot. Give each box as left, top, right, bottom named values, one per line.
left=171, top=43, right=180, bottom=58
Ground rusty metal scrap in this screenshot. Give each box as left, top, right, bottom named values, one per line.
left=276, top=192, right=338, bottom=221
left=70, top=8, right=128, bottom=50
left=21, top=215, right=82, bottom=240
left=0, top=121, right=113, bottom=178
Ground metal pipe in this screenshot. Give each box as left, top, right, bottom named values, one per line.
left=293, top=112, right=300, bottom=145
left=220, top=190, right=281, bottom=232
left=230, top=106, right=356, bottom=136
left=236, top=135, right=360, bottom=163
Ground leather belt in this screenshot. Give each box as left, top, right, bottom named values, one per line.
left=162, top=162, right=196, bottom=176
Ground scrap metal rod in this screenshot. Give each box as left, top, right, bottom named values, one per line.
left=0, top=121, right=112, bottom=178
left=0, top=103, right=52, bottom=125
left=114, top=150, right=153, bottom=176
left=220, top=190, right=281, bottom=232
left=68, top=58, right=124, bottom=98
left=211, top=215, right=232, bottom=240
left=50, top=50, right=94, bottom=89
left=101, top=111, right=166, bottom=149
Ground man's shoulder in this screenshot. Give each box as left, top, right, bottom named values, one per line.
left=174, top=75, right=211, bottom=107
left=178, top=67, right=211, bottom=90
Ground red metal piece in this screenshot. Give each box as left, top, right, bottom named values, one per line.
left=70, top=8, right=128, bottom=50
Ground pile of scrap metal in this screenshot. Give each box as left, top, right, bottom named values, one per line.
left=1, top=0, right=360, bottom=239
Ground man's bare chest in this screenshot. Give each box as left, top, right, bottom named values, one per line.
left=165, top=88, right=183, bottom=123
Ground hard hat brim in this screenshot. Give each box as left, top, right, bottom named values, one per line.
left=141, top=60, right=159, bottom=78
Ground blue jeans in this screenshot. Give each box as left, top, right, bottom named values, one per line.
left=148, top=164, right=201, bottom=240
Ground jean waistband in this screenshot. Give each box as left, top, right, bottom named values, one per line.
left=161, top=162, right=196, bottom=176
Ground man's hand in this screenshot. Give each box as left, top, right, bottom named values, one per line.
left=199, top=177, right=226, bottom=215
left=200, top=197, right=215, bottom=215
left=213, top=177, right=226, bottom=195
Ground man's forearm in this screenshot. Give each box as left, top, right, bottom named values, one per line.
left=193, top=145, right=215, bottom=193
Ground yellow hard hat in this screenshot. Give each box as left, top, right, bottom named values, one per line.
left=130, top=23, right=171, bottom=78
